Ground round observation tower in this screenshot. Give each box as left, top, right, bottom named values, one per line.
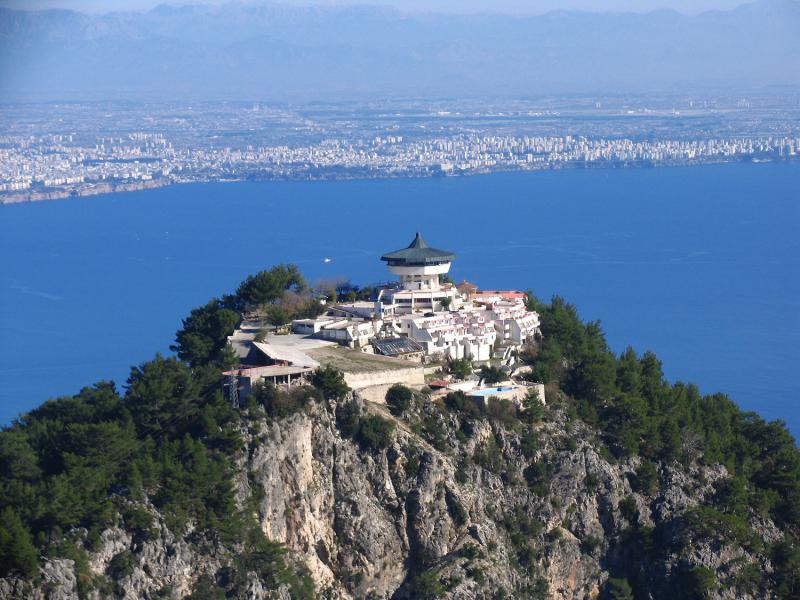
left=380, top=232, right=456, bottom=291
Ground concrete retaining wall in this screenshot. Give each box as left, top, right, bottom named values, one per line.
left=343, top=366, right=425, bottom=392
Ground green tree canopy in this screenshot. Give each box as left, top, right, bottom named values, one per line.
left=234, top=264, right=307, bottom=310
left=0, top=507, right=38, bottom=579
left=171, top=299, right=240, bottom=368
left=125, top=355, right=203, bottom=438
left=479, top=365, right=505, bottom=385
left=311, top=366, right=349, bottom=401
left=520, top=387, right=545, bottom=423
left=386, top=384, right=413, bottom=416
left=356, top=415, right=396, bottom=451
left=448, top=359, right=472, bottom=380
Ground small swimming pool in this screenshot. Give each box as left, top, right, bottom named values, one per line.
left=470, top=386, right=516, bottom=397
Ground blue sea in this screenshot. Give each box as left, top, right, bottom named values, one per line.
left=1, top=163, right=798, bottom=436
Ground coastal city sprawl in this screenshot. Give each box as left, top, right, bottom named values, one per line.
left=1, top=96, right=798, bottom=203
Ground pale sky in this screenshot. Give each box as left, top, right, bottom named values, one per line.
left=0, top=0, right=751, bottom=15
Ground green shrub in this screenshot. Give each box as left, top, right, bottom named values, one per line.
left=619, top=495, right=638, bottom=523
left=356, top=415, right=396, bottom=451
left=684, top=506, right=758, bottom=549
left=405, top=453, right=420, bottom=479
left=186, top=574, right=226, bottom=600
left=106, top=550, right=136, bottom=580
left=412, top=571, right=446, bottom=599
left=311, top=366, right=349, bottom=400
left=254, top=383, right=320, bottom=419
left=524, top=460, right=553, bottom=496
left=445, top=489, right=467, bottom=526
left=501, top=507, right=542, bottom=569
left=605, top=577, right=634, bottom=600
left=520, top=429, right=540, bottom=459
left=581, top=535, right=601, bottom=554
left=449, top=359, right=472, bottom=380
left=120, top=505, right=155, bottom=541
left=443, top=390, right=467, bottom=411
left=386, top=384, right=413, bottom=416
left=0, top=352, right=243, bottom=583
left=733, top=562, right=762, bottom=595
left=479, top=366, right=505, bottom=385
left=546, top=528, right=562, bottom=542
left=443, top=391, right=482, bottom=419
left=466, top=565, right=485, bottom=584
left=485, top=397, right=518, bottom=426
left=557, top=435, right=578, bottom=452
left=458, top=543, right=483, bottom=560
left=421, top=414, right=448, bottom=451
left=336, top=401, right=362, bottom=438
left=771, top=536, right=800, bottom=598
left=221, top=527, right=315, bottom=599
left=474, top=437, right=504, bottom=474
left=520, top=577, right=550, bottom=600
left=680, top=566, right=717, bottom=599
left=46, top=541, right=93, bottom=599
left=631, top=460, right=659, bottom=496
left=455, top=459, right=469, bottom=484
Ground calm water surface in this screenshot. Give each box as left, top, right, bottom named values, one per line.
left=1, top=163, right=798, bottom=434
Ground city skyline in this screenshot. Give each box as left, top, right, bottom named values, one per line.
left=2, top=98, right=797, bottom=204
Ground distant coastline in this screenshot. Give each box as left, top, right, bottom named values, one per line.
left=2, top=154, right=796, bottom=206
left=0, top=179, right=170, bottom=205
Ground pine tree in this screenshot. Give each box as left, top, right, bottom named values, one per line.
left=0, top=507, right=38, bottom=579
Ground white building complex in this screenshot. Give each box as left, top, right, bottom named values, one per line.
left=376, top=232, right=461, bottom=316
left=293, top=232, right=541, bottom=363
left=292, top=316, right=381, bottom=349
left=223, top=233, right=543, bottom=406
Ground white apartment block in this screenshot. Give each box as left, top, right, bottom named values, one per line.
left=291, top=233, right=541, bottom=363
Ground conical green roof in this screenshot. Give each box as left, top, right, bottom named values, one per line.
left=381, top=232, right=456, bottom=266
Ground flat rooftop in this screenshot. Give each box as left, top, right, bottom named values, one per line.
left=333, top=301, right=375, bottom=309
left=228, top=320, right=261, bottom=358
left=265, top=334, right=336, bottom=351
left=306, top=346, right=419, bottom=374
left=223, top=365, right=311, bottom=377
left=250, top=334, right=336, bottom=367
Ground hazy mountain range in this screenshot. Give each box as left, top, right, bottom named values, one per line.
left=1, top=0, right=798, bottom=101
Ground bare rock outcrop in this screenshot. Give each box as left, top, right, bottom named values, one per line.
left=0, top=392, right=784, bottom=599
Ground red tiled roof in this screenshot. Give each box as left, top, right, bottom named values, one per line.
left=474, top=290, right=526, bottom=299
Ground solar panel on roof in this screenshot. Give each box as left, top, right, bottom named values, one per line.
left=373, top=338, right=424, bottom=356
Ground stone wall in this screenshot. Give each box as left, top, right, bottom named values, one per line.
left=342, top=366, right=425, bottom=394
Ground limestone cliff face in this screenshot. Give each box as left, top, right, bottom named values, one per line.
left=0, top=392, right=782, bottom=599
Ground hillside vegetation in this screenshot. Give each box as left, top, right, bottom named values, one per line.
left=0, top=265, right=798, bottom=599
